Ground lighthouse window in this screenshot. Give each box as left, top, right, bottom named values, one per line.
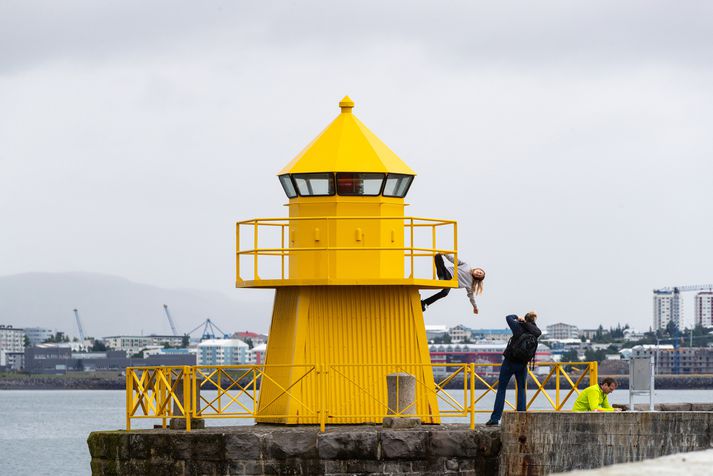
left=383, top=174, right=414, bottom=198
left=292, top=173, right=335, bottom=196
left=336, top=173, right=385, bottom=196
left=278, top=175, right=298, bottom=198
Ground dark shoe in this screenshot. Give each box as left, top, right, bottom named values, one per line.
left=485, top=420, right=499, bottom=426
left=421, top=301, right=428, bottom=312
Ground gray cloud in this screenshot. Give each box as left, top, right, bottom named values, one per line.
left=1, top=1, right=712, bottom=335
left=3, top=2, right=713, bottom=73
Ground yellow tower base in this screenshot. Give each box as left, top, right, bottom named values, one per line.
left=256, top=286, right=439, bottom=424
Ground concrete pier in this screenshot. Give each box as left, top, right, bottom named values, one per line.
left=499, top=411, right=713, bottom=475
left=558, top=449, right=713, bottom=475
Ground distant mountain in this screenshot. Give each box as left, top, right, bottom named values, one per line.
left=0, top=272, right=272, bottom=338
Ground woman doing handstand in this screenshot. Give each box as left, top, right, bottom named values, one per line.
left=421, top=254, right=485, bottom=314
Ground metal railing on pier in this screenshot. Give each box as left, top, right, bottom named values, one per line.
left=125, top=361, right=598, bottom=432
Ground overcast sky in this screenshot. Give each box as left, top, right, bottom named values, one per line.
left=2, top=1, right=712, bottom=333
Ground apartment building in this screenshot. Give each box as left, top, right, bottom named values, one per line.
left=0, top=325, right=24, bottom=353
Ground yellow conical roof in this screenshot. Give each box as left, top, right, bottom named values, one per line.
left=278, top=96, right=416, bottom=176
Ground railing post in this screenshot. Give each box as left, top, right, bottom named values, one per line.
left=555, top=364, right=561, bottom=410
left=236, top=223, right=241, bottom=284
left=253, top=367, right=258, bottom=416
left=281, top=223, right=286, bottom=279
left=409, top=218, right=414, bottom=278
left=431, top=225, right=436, bottom=280
left=161, top=368, right=168, bottom=429
left=125, top=368, right=132, bottom=431
left=469, top=363, right=475, bottom=430
left=183, top=366, right=191, bottom=432
left=253, top=222, right=259, bottom=280
left=453, top=221, right=458, bottom=287
left=590, top=361, right=598, bottom=387
left=319, top=365, right=327, bottom=432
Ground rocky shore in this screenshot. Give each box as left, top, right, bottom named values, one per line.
left=1, top=372, right=712, bottom=390
left=0, top=373, right=124, bottom=390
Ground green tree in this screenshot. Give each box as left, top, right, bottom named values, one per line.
left=560, top=349, right=580, bottom=372
left=665, top=320, right=679, bottom=338
left=91, top=340, right=107, bottom=352
left=584, top=348, right=607, bottom=363
left=44, top=332, right=69, bottom=343
left=23, top=335, right=31, bottom=348
left=432, top=334, right=452, bottom=344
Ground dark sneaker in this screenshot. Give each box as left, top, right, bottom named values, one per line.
left=485, top=420, right=499, bottom=426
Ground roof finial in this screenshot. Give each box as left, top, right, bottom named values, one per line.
left=339, top=96, right=354, bottom=113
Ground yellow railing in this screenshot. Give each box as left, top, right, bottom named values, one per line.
left=235, top=216, right=458, bottom=287
left=126, top=361, right=598, bottom=432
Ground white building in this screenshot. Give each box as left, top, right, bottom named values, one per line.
left=24, top=327, right=54, bottom=346
left=0, top=350, right=24, bottom=370
left=104, top=335, right=185, bottom=356
left=695, top=292, right=713, bottom=328
left=654, top=290, right=682, bottom=330
left=35, top=342, right=86, bottom=352
left=425, top=325, right=448, bottom=341
left=448, top=324, right=472, bottom=343
left=623, top=328, right=645, bottom=341
left=143, top=346, right=197, bottom=362
left=546, top=323, right=579, bottom=340
left=0, top=325, right=24, bottom=353
left=197, top=339, right=249, bottom=366
left=248, top=343, right=267, bottom=365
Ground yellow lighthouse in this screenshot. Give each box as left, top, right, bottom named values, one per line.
left=236, top=97, right=459, bottom=425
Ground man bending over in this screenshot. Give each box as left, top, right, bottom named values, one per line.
left=572, top=377, right=622, bottom=412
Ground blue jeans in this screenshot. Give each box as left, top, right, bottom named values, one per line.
left=489, top=358, right=527, bottom=422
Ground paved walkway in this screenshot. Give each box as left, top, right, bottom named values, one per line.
left=559, top=449, right=713, bottom=475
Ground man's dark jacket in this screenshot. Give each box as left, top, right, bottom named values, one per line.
left=503, top=314, right=542, bottom=358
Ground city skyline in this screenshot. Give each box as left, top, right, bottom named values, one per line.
left=3, top=270, right=713, bottom=337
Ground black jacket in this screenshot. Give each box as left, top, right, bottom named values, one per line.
left=504, top=314, right=541, bottom=357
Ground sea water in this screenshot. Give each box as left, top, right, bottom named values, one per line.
left=1, top=389, right=711, bottom=476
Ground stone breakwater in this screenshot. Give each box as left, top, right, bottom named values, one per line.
left=89, top=411, right=713, bottom=476
left=87, top=425, right=502, bottom=476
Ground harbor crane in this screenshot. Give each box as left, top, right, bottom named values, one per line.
left=653, top=284, right=713, bottom=293
left=162, top=304, right=179, bottom=336
left=187, top=318, right=227, bottom=341
left=73, top=308, right=86, bottom=341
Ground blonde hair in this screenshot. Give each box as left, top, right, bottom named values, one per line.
left=471, top=268, right=485, bottom=295
left=524, top=311, right=537, bottom=322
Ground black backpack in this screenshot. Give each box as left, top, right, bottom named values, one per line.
left=505, top=332, right=539, bottom=363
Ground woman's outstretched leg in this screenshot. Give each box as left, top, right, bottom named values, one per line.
left=421, top=288, right=450, bottom=310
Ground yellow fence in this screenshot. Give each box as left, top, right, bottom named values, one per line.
left=235, top=216, right=458, bottom=287
left=126, top=361, right=598, bottom=432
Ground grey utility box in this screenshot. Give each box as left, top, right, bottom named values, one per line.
left=628, top=346, right=655, bottom=411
